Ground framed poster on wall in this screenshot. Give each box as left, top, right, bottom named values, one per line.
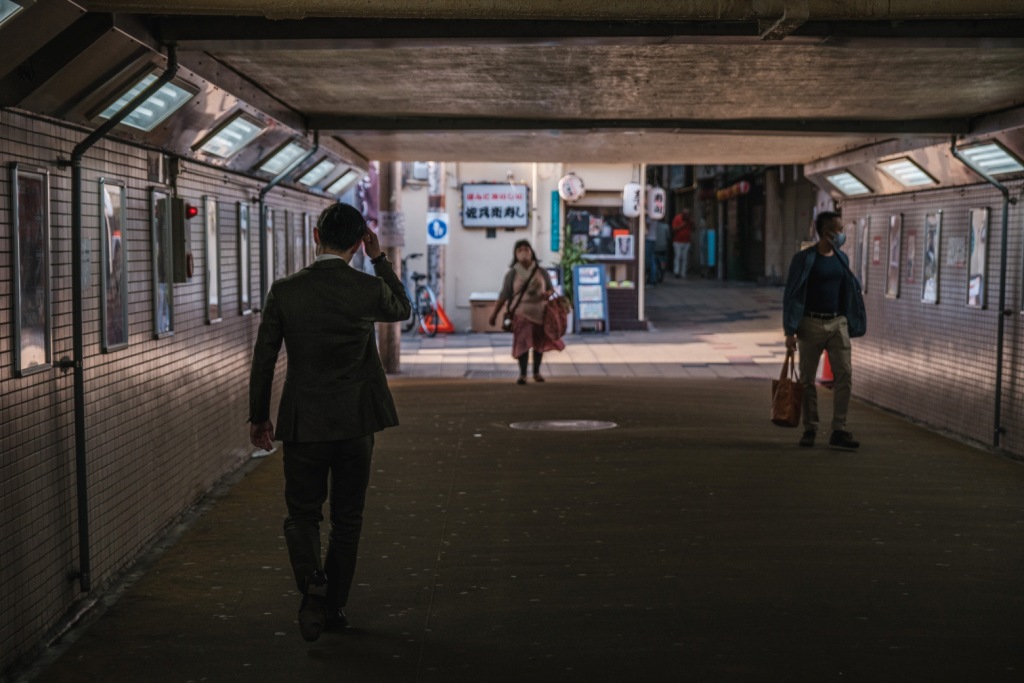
left=967, top=207, right=988, bottom=308
left=858, top=216, right=870, bottom=294
left=151, top=188, right=174, bottom=336
left=205, top=196, right=221, bottom=323
left=100, top=178, right=129, bottom=351
left=10, top=163, right=52, bottom=376
left=921, top=211, right=941, bottom=304
left=885, top=214, right=902, bottom=299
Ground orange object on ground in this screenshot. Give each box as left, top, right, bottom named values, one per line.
left=424, top=303, right=455, bottom=333
left=817, top=351, right=834, bottom=388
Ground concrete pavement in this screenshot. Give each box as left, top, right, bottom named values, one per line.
left=15, top=278, right=1024, bottom=683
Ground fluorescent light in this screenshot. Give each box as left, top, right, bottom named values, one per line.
left=826, top=171, right=872, bottom=196
left=0, top=0, right=30, bottom=28
left=197, top=113, right=265, bottom=158
left=99, top=74, right=195, bottom=132
left=326, top=170, right=357, bottom=195
left=298, top=159, right=337, bottom=187
left=878, top=158, right=938, bottom=188
left=958, top=142, right=1024, bottom=177
left=258, top=141, right=307, bottom=176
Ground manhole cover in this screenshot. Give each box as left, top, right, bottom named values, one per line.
left=509, top=420, right=618, bottom=431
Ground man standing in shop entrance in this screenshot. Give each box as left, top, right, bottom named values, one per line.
left=249, top=202, right=410, bottom=642
left=782, top=211, right=866, bottom=450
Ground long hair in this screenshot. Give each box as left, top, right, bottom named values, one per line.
left=509, top=239, right=538, bottom=267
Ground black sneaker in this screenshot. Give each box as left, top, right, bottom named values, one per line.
left=798, top=430, right=816, bottom=447
left=298, top=571, right=328, bottom=642
left=829, top=430, right=860, bottom=450
left=326, top=608, right=349, bottom=632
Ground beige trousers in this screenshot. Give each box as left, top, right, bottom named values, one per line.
left=796, top=315, right=852, bottom=433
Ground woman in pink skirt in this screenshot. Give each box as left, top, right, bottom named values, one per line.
left=489, top=240, right=565, bottom=384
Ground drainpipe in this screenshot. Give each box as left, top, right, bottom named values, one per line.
left=950, top=136, right=1018, bottom=448
left=60, top=46, right=178, bottom=593
left=257, top=131, right=319, bottom=307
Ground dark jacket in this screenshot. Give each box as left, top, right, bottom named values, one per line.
left=783, top=246, right=866, bottom=338
left=249, top=256, right=411, bottom=441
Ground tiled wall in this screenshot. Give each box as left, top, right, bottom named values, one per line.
left=840, top=181, right=1024, bottom=455
left=0, top=110, right=329, bottom=675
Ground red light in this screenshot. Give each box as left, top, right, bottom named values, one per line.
left=185, top=204, right=198, bottom=219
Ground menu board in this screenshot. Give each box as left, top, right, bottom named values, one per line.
left=573, top=264, right=608, bottom=332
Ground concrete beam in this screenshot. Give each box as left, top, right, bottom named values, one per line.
left=87, top=0, right=1024, bottom=22
left=309, top=115, right=969, bottom=136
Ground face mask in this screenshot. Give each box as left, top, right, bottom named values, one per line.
left=829, top=232, right=847, bottom=249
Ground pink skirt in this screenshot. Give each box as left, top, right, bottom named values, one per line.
left=511, top=314, right=565, bottom=358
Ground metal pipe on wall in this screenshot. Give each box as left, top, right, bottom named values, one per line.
left=949, top=137, right=1018, bottom=448
left=64, top=46, right=179, bottom=593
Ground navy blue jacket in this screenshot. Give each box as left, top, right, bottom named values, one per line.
left=783, top=246, right=866, bottom=338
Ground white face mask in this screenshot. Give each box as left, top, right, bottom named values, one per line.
left=829, top=232, right=847, bottom=249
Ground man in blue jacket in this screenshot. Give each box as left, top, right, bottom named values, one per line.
left=783, top=211, right=866, bottom=450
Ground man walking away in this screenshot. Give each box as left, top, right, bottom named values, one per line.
left=249, top=202, right=411, bottom=642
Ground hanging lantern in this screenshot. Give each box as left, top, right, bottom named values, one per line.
left=557, top=173, right=585, bottom=202
left=646, top=186, right=666, bottom=220
left=622, top=182, right=642, bottom=217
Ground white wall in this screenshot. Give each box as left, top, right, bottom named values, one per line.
left=399, top=162, right=636, bottom=331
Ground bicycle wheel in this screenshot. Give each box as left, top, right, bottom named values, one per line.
left=401, top=285, right=417, bottom=332
left=416, top=286, right=439, bottom=337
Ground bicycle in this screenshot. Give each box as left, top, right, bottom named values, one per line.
left=400, top=253, right=439, bottom=336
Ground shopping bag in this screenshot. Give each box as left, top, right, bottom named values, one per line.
left=543, top=296, right=570, bottom=339
left=770, top=351, right=804, bottom=427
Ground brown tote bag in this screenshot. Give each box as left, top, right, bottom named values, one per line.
left=771, top=350, right=804, bottom=427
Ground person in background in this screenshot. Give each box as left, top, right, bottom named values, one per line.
left=782, top=211, right=865, bottom=450
left=672, top=210, right=694, bottom=278
left=645, top=218, right=664, bottom=285
left=248, top=202, right=410, bottom=642
left=489, top=239, right=565, bottom=384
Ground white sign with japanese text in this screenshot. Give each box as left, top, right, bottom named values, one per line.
left=461, top=183, right=529, bottom=228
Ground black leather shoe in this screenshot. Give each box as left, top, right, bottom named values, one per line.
left=516, top=376, right=526, bottom=385
left=798, top=430, right=816, bottom=447
left=325, top=608, right=349, bottom=632
left=298, top=571, right=328, bottom=642
left=829, top=430, right=860, bottom=450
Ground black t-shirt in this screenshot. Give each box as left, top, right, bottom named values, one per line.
left=805, top=253, right=845, bottom=314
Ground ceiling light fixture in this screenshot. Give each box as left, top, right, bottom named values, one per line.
left=98, top=73, right=196, bottom=132
left=825, top=171, right=872, bottom=196
left=196, top=113, right=266, bottom=159
left=258, top=141, right=308, bottom=176
left=877, top=158, right=938, bottom=188
left=957, top=141, right=1024, bottom=177
left=298, top=159, right=337, bottom=187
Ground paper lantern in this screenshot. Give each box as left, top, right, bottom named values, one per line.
left=646, top=186, right=666, bottom=220
left=622, top=182, right=642, bottom=217
left=557, top=173, right=585, bottom=202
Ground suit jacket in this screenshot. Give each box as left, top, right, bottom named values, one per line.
left=782, top=245, right=866, bottom=338
left=248, top=256, right=411, bottom=442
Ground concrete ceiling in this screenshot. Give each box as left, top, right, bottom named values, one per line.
left=83, top=1, right=1024, bottom=164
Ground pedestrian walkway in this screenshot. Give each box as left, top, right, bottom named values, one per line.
left=400, top=277, right=787, bottom=381
left=16, top=278, right=1024, bottom=682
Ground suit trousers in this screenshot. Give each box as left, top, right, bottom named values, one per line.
left=282, top=435, right=373, bottom=609
left=796, top=315, right=853, bottom=433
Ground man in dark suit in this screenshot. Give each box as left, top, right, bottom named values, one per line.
left=249, top=202, right=411, bottom=642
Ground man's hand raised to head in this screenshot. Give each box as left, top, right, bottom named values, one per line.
left=362, top=229, right=382, bottom=260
